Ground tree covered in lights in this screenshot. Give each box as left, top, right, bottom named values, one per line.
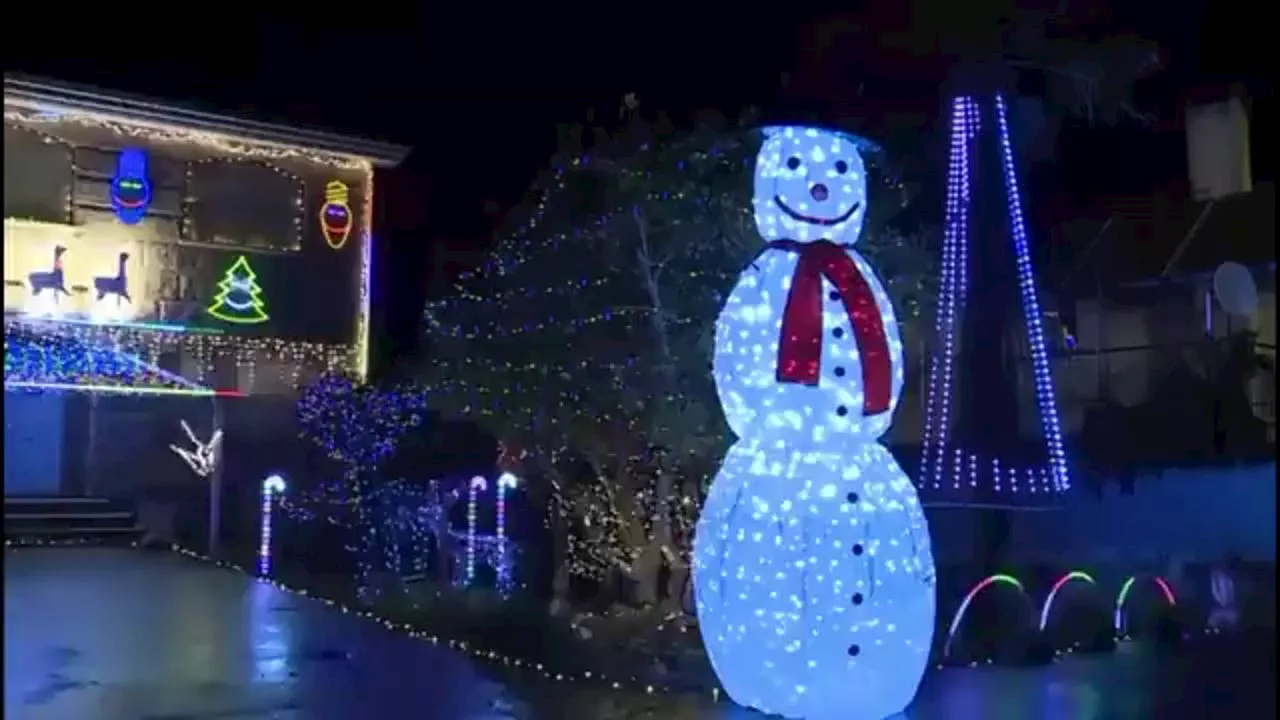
left=296, top=371, right=436, bottom=595
left=422, top=98, right=938, bottom=610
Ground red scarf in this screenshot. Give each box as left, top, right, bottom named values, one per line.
left=768, top=239, right=892, bottom=416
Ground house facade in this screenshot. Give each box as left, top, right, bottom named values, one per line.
left=3, top=75, right=409, bottom=396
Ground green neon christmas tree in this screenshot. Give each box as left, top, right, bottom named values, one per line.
left=207, top=255, right=270, bottom=324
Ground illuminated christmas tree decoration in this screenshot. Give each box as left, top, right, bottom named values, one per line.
left=110, top=148, right=152, bottom=224
left=694, top=125, right=935, bottom=720
left=259, top=473, right=287, bottom=576
left=918, top=95, right=1070, bottom=498
left=943, top=574, right=1030, bottom=658
left=169, top=419, right=223, bottom=477
left=320, top=180, right=354, bottom=249
left=207, top=256, right=269, bottom=324
left=1038, top=570, right=1097, bottom=632
left=1114, top=576, right=1177, bottom=635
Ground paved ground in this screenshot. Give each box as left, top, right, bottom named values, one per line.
left=5, top=548, right=1273, bottom=719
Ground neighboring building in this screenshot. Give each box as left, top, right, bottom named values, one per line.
left=1047, top=182, right=1276, bottom=441
left=3, top=75, right=409, bottom=396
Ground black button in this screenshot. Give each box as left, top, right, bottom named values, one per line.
left=852, top=593, right=864, bottom=605
left=847, top=644, right=861, bottom=656
left=836, top=406, right=848, bottom=416
left=834, top=367, right=846, bottom=377
left=828, top=290, right=841, bottom=301
left=846, top=492, right=859, bottom=504
left=832, top=327, right=844, bottom=338
left=852, top=544, right=864, bottom=556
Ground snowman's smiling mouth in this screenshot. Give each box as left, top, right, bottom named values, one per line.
left=774, top=196, right=860, bottom=227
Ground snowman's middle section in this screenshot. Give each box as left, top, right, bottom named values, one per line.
left=712, top=247, right=905, bottom=446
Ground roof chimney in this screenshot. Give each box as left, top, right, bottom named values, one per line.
left=1186, top=85, right=1253, bottom=200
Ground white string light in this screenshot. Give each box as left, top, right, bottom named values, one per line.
left=169, top=420, right=222, bottom=478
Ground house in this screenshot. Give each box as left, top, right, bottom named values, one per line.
left=1048, top=182, right=1275, bottom=443
left=3, top=74, right=410, bottom=395
left=3, top=75, right=409, bottom=501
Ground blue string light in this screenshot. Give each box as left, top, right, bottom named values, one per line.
left=4, top=331, right=205, bottom=392
left=918, top=95, right=1071, bottom=497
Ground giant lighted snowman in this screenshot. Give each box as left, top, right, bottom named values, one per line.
left=693, top=126, right=936, bottom=720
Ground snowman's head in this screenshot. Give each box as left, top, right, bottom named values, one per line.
left=752, top=126, right=868, bottom=244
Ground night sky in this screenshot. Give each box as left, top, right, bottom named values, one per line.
left=11, top=4, right=1270, bottom=369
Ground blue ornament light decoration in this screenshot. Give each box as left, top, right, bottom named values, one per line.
left=693, top=126, right=936, bottom=720
left=917, top=95, right=1070, bottom=500
left=110, top=148, right=153, bottom=225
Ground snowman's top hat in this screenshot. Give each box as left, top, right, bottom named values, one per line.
left=754, top=95, right=883, bottom=156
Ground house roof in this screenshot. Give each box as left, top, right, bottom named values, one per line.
left=1067, top=182, right=1275, bottom=288
left=4, top=74, right=410, bottom=168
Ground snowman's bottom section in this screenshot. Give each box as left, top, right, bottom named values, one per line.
left=693, top=439, right=936, bottom=720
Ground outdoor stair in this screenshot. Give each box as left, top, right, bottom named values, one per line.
left=4, top=496, right=144, bottom=545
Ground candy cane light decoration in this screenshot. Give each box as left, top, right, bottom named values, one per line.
left=495, top=472, right=519, bottom=589
left=258, top=473, right=287, bottom=576
left=465, top=475, right=487, bottom=584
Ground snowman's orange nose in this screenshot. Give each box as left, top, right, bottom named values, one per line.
left=811, top=184, right=829, bottom=201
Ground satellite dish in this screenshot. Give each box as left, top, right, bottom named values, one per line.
left=1212, top=262, right=1258, bottom=318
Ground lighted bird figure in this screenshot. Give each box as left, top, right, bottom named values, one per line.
left=319, top=180, right=353, bottom=249
left=170, top=420, right=223, bottom=478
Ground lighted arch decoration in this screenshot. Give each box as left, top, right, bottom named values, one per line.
left=1114, top=575, right=1177, bottom=635
left=1038, top=570, right=1099, bottom=632
left=943, top=573, right=1034, bottom=658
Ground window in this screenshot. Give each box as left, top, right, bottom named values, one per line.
left=4, top=125, right=72, bottom=223
left=185, top=159, right=303, bottom=253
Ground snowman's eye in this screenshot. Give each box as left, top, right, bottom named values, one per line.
left=786, top=156, right=802, bottom=170
left=835, top=161, right=849, bottom=174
